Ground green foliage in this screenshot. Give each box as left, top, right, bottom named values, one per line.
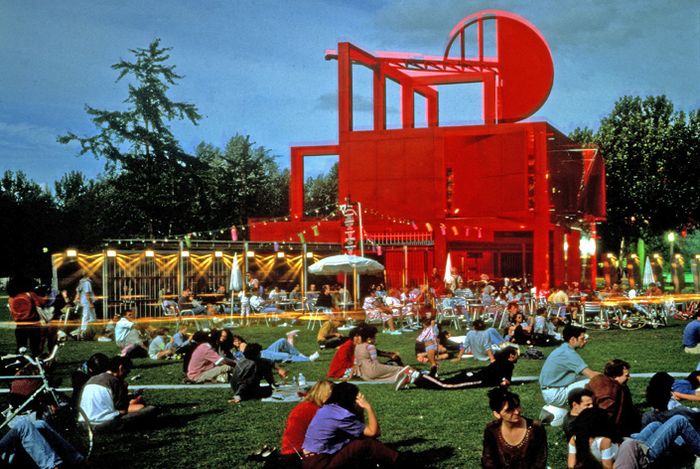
left=304, top=162, right=338, bottom=215
left=0, top=171, right=56, bottom=277
left=197, top=135, right=289, bottom=229
left=570, top=96, right=700, bottom=253
left=58, top=39, right=206, bottom=237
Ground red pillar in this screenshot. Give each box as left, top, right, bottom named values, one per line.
left=373, top=67, right=386, bottom=131
left=338, top=43, right=352, bottom=134
left=532, top=126, right=550, bottom=288
left=290, top=148, right=304, bottom=219
left=401, top=83, right=414, bottom=129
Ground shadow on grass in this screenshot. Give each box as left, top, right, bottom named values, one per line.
left=400, top=445, right=456, bottom=467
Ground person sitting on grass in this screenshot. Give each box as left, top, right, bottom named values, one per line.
left=531, top=307, right=562, bottom=346
left=261, top=330, right=320, bottom=363
left=569, top=406, right=700, bottom=469
left=353, top=326, right=418, bottom=389
left=410, top=346, right=519, bottom=391
left=0, top=416, right=86, bottom=468
left=148, top=327, right=175, bottom=360
left=229, top=343, right=287, bottom=404
left=585, top=358, right=640, bottom=438
left=562, top=388, right=595, bottom=442
left=643, top=372, right=700, bottom=432
left=458, top=319, right=505, bottom=362
left=438, top=329, right=464, bottom=360
left=539, top=325, right=600, bottom=408
left=279, top=380, right=334, bottom=465
left=185, top=330, right=237, bottom=383
left=505, top=311, right=533, bottom=345
left=317, top=318, right=347, bottom=349
left=481, top=387, right=547, bottom=469
left=682, top=310, right=700, bottom=354
left=327, top=327, right=362, bottom=380
left=71, top=352, right=109, bottom=408
left=115, top=309, right=149, bottom=358
left=171, top=324, right=191, bottom=354
left=302, top=382, right=399, bottom=468
left=79, top=355, right=157, bottom=432
left=212, top=328, right=235, bottom=359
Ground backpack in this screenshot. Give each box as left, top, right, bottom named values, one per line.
left=8, top=293, right=39, bottom=322
left=524, top=347, right=544, bottom=360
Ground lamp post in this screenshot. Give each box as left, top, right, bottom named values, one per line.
left=667, top=232, right=676, bottom=260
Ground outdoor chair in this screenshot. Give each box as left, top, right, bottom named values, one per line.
left=436, top=300, right=461, bottom=331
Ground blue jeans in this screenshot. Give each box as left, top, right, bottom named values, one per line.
left=633, top=415, right=700, bottom=461
left=486, top=328, right=504, bottom=344
left=261, top=338, right=309, bottom=362
left=0, top=417, right=84, bottom=468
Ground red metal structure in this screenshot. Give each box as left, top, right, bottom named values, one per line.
left=250, top=10, right=605, bottom=288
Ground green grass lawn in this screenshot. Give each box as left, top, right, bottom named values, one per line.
left=1, top=315, right=698, bottom=468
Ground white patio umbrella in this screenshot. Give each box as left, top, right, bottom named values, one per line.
left=308, top=254, right=384, bottom=275
left=229, top=253, right=243, bottom=291
left=642, top=256, right=655, bottom=286
left=225, top=254, right=243, bottom=327
left=443, top=252, right=453, bottom=286
left=308, top=255, right=384, bottom=311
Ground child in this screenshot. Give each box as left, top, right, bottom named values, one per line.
left=416, top=317, right=440, bottom=377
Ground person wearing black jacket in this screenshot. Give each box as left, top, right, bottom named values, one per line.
left=410, top=346, right=519, bottom=390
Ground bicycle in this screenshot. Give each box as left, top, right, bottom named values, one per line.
left=0, top=345, right=94, bottom=458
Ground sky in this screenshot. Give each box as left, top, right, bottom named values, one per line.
left=1, top=0, right=699, bottom=187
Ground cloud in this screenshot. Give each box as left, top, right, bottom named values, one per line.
left=0, top=121, right=63, bottom=151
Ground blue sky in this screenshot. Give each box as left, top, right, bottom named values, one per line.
left=1, top=0, right=698, bottom=186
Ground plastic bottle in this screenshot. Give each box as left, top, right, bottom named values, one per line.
left=298, top=372, right=307, bottom=388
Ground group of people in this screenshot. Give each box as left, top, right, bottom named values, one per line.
left=8, top=268, right=700, bottom=468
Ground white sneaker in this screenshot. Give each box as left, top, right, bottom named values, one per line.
left=309, top=351, right=320, bottom=362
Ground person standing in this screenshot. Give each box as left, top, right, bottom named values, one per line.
left=76, top=270, right=96, bottom=338
left=7, top=276, right=43, bottom=355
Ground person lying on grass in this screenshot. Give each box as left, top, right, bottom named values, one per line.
left=279, top=380, right=334, bottom=465
left=406, top=346, right=519, bottom=391
left=301, top=382, right=399, bottom=468
left=482, top=387, right=547, bottom=469
left=261, top=330, right=320, bottom=363
left=229, top=343, right=287, bottom=404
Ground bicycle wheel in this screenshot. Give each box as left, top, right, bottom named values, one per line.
left=45, top=391, right=94, bottom=459
left=618, top=311, right=647, bottom=330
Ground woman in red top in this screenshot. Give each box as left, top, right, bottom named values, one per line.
left=326, top=328, right=361, bottom=379
left=280, top=380, right=334, bottom=464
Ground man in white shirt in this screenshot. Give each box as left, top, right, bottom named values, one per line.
left=79, top=356, right=156, bottom=431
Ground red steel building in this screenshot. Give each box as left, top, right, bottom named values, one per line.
left=250, top=10, right=605, bottom=289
